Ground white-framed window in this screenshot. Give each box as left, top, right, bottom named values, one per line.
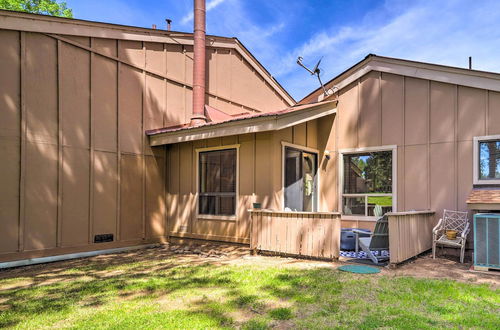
left=473, top=135, right=500, bottom=185
left=339, top=146, right=397, bottom=219
left=282, top=142, right=319, bottom=212
left=196, top=145, right=239, bottom=220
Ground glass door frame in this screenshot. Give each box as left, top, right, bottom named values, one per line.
left=281, top=141, right=320, bottom=212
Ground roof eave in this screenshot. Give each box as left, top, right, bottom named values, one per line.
left=148, top=101, right=337, bottom=146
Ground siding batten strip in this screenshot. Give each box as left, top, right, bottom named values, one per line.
left=142, top=41, right=146, bottom=240
left=379, top=71, right=382, bottom=144
left=163, top=43, right=168, bottom=238
left=357, top=79, right=360, bottom=148
left=427, top=80, right=431, bottom=210
left=454, top=85, right=458, bottom=210
left=56, top=39, right=63, bottom=247
left=401, top=77, right=406, bottom=211
left=88, top=38, right=95, bottom=244
left=19, top=31, right=26, bottom=252
left=485, top=90, right=489, bottom=135
left=116, top=40, right=121, bottom=242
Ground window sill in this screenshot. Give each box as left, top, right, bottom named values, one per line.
left=197, top=215, right=237, bottom=221
left=473, top=181, right=500, bottom=186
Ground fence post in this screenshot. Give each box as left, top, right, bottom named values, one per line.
left=249, top=210, right=257, bottom=255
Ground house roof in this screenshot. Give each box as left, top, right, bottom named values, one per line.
left=300, top=54, right=500, bottom=104
left=147, top=100, right=337, bottom=146
left=0, top=9, right=295, bottom=106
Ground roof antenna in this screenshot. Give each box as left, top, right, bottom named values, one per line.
left=297, top=56, right=332, bottom=97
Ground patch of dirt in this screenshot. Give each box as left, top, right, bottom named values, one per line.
left=386, top=254, right=499, bottom=287
left=0, top=244, right=498, bottom=289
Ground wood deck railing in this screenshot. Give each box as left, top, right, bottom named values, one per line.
left=387, top=210, right=435, bottom=264
left=249, top=210, right=341, bottom=260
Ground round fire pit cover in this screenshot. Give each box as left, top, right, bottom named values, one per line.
left=337, top=265, right=380, bottom=274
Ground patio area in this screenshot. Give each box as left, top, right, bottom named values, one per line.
left=0, top=244, right=498, bottom=329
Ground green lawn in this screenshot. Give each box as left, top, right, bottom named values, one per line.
left=0, top=251, right=498, bottom=329
left=367, top=196, right=392, bottom=207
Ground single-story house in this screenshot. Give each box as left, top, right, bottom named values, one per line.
left=1, top=6, right=500, bottom=266
left=148, top=54, right=500, bottom=249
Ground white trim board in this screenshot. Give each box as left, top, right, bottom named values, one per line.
left=337, top=60, right=500, bottom=93
left=309, top=56, right=500, bottom=104
left=149, top=102, right=337, bottom=146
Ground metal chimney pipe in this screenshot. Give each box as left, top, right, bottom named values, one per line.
left=190, top=0, right=207, bottom=125
left=166, top=19, right=172, bottom=31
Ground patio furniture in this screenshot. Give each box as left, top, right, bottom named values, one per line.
left=341, top=228, right=371, bottom=251
left=354, top=215, right=390, bottom=264
left=432, top=209, right=469, bottom=263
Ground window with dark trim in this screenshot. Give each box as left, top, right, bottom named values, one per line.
left=198, top=148, right=237, bottom=216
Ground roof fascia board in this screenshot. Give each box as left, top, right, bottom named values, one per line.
left=0, top=10, right=294, bottom=105
left=317, top=56, right=500, bottom=102
left=149, top=103, right=337, bottom=146
left=365, top=60, right=500, bottom=92
left=275, top=105, right=337, bottom=130
left=0, top=12, right=229, bottom=45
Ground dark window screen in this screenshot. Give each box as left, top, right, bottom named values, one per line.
left=199, top=149, right=236, bottom=216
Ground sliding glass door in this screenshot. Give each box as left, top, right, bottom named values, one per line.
left=284, top=146, right=317, bottom=212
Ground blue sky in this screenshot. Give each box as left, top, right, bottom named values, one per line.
left=66, top=0, right=500, bottom=100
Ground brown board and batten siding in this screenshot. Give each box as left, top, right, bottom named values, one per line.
left=316, top=68, right=500, bottom=231
left=166, top=120, right=322, bottom=244
left=0, top=10, right=292, bottom=262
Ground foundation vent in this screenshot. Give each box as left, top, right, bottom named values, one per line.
left=94, top=234, right=114, bottom=243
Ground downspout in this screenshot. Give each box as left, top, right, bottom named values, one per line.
left=190, top=0, right=208, bottom=126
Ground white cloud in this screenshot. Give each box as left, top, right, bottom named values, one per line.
left=271, top=0, right=500, bottom=99
left=181, top=0, right=227, bottom=25
left=176, top=0, right=500, bottom=100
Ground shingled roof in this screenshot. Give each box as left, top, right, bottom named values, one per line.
left=467, top=188, right=500, bottom=204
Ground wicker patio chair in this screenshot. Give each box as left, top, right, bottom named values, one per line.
left=354, top=215, right=390, bottom=264
left=432, top=209, right=469, bottom=263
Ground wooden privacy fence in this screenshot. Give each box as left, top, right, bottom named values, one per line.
left=249, top=210, right=341, bottom=259
left=387, top=210, right=435, bottom=264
